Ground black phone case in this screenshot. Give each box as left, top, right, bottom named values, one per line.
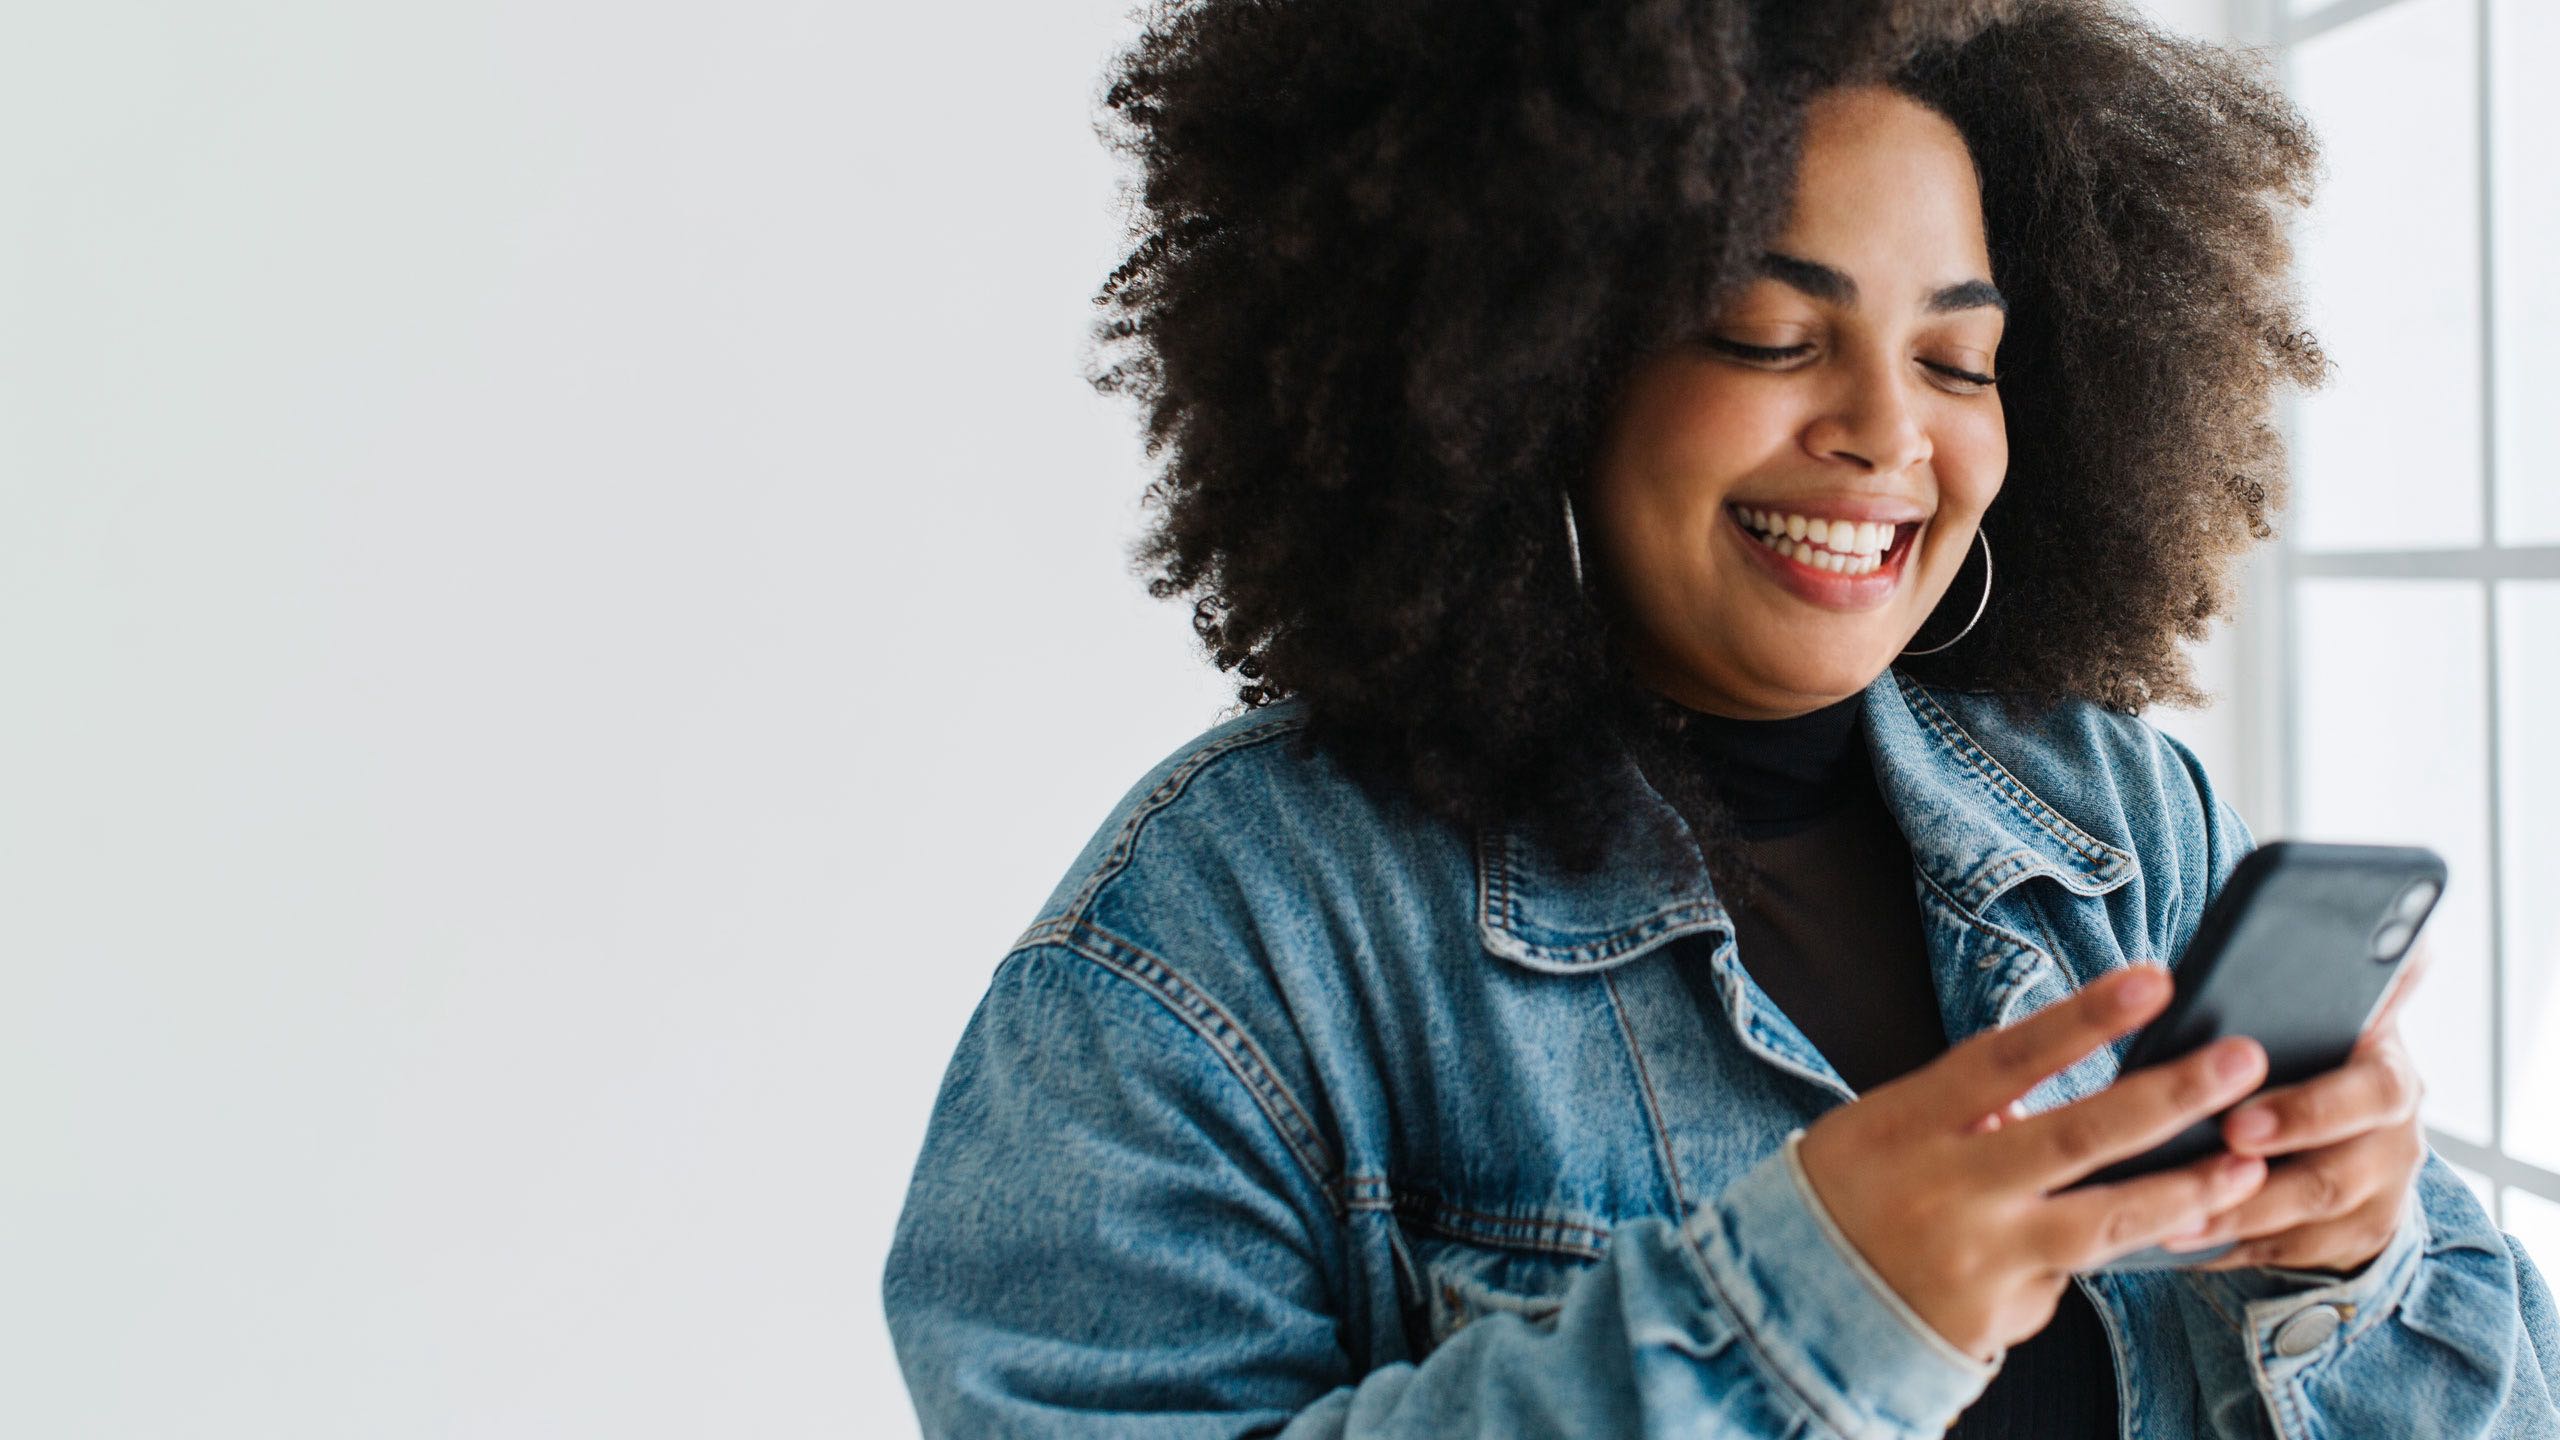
left=2067, top=839, right=2444, bottom=1271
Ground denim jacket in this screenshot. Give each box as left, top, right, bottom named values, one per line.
left=884, top=666, right=2560, bottom=1438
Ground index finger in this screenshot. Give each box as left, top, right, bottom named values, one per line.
left=1929, top=965, right=2172, bottom=1125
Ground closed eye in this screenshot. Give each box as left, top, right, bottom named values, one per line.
left=1707, top=337, right=1997, bottom=390
left=1925, top=360, right=1999, bottom=389
left=1705, top=338, right=1813, bottom=364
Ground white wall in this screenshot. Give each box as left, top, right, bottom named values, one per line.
left=2143, top=0, right=2242, bottom=43
left=0, top=2, right=2239, bottom=1435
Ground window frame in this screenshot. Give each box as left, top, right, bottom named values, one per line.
left=2235, top=0, right=2560, bottom=1225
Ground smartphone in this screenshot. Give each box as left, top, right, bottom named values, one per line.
left=2066, top=839, right=2445, bottom=1272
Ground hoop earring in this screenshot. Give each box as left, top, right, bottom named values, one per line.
left=1898, top=527, right=1993, bottom=657
left=1561, top=489, right=1587, bottom=589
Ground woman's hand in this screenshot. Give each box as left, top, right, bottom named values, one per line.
left=2167, top=937, right=2435, bottom=1276
left=1795, top=964, right=2270, bottom=1364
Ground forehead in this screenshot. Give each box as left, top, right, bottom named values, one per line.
left=1774, top=86, right=1990, bottom=285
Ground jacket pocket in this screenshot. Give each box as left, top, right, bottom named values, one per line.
left=1393, top=1222, right=1584, bottom=1351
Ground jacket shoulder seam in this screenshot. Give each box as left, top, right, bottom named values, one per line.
left=1012, top=916, right=1348, bottom=1219
left=1060, top=709, right=1313, bottom=923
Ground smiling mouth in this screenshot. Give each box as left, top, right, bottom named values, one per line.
left=1726, top=504, right=1924, bottom=577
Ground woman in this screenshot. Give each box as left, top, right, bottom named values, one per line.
left=883, top=1, right=2560, bottom=1434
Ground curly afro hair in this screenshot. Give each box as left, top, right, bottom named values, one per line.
left=1084, top=0, right=2325, bottom=876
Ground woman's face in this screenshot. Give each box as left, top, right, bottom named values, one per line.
left=1583, top=84, right=2009, bottom=720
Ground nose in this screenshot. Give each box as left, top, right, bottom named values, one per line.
left=1800, top=357, right=1932, bottom=476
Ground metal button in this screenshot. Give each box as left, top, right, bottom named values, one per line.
left=2272, top=1304, right=2344, bottom=1357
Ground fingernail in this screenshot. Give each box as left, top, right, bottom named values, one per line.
left=2229, top=1107, right=2276, bottom=1143
left=2162, top=1226, right=2218, bottom=1252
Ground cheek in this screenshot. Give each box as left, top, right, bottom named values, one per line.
left=1936, top=406, right=2008, bottom=509
left=1624, top=362, right=1801, bottom=466
left=1596, top=380, right=1796, bottom=537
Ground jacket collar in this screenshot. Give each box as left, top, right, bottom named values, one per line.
left=1474, top=667, right=2137, bottom=973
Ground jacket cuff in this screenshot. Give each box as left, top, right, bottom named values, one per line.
left=1679, top=1128, right=2000, bottom=1439
left=2182, top=1178, right=2426, bottom=1384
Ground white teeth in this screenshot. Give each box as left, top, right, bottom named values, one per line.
left=1746, top=523, right=1884, bottom=576
left=1737, top=505, right=1905, bottom=561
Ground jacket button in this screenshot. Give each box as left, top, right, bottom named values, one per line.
left=2272, top=1304, right=2344, bottom=1357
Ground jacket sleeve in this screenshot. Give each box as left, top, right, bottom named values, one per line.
left=882, top=940, right=1999, bottom=1439
left=2148, top=729, right=2560, bottom=1438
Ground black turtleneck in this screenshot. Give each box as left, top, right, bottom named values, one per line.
left=1665, top=688, right=1873, bottom=840
left=1651, top=687, right=2118, bottom=1439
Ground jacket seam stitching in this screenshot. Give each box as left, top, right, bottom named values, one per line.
left=1896, top=674, right=2135, bottom=875
left=1476, top=821, right=1725, bottom=967
left=1475, top=826, right=1516, bottom=951
left=1062, top=710, right=1311, bottom=922
left=1955, top=851, right=2035, bottom=914
left=1351, top=1184, right=1611, bottom=1262
left=1675, top=1218, right=1861, bottom=1440
left=1602, top=968, right=1694, bottom=1213
left=2183, top=1273, right=2248, bottom=1334
left=1509, top=907, right=1724, bottom=966
left=1913, top=865, right=2046, bottom=967
left=1016, top=917, right=1348, bottom=1219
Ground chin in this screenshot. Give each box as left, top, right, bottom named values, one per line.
left=1761, top=654, right=1893, bottom=706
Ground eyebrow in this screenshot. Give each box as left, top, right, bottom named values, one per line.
left=1756, top=251, right=2007, bottom=315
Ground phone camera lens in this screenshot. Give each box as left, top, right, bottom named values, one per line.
left=2372, top=918, right=2416, bottom=960
left=2391, top=881, right=2439, bottom=923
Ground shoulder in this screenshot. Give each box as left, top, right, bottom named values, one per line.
left=1897, top=678, right=2219, bottom=833
left=1013, top=696, right=1461, bottom=952
left=994, top=699, right=1465, bottom=1204
left=1902, top=677, right=2253, bottom=955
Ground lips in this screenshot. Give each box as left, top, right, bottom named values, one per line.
left=1726, top=503, right=1925, bottom=562
left=1724, top=503, right=1920, bottom=610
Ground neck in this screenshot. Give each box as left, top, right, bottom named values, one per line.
left=1650, top=686, right=1871, bottom=837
